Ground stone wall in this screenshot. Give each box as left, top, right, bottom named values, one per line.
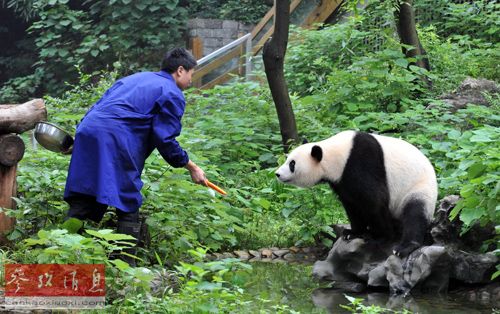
left=187, top=18, right=254, bottom=57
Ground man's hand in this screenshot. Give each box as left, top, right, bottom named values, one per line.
left=184, top=160, right=207, bottom=185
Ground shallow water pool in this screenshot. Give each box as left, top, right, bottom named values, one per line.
left=230, top=262, right=497, bottom=313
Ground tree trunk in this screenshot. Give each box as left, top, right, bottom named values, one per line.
left=0, top=99, right=47, bottom=134
left=396, top=0, right=431, bottom=84
left=263, top=0, right=299, bottom=152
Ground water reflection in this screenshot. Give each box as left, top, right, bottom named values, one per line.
left=312, top=288, right=495, bottom=314
left=237, top=262, right=496, bottom=313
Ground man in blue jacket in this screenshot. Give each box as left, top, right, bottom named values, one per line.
left=63, top=48, right=206, bottom=265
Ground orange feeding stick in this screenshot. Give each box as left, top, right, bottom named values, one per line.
left=205, top=180, right=227, bottom=196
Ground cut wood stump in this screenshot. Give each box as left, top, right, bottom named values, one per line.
left=0, top=134, right=25, bottom=167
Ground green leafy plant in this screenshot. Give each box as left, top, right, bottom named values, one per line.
left=419, top=0, right=500, bottom=43
left=107, top=247, right=252, bottom=313
left=20, top=0, right=187, bottom=95
left=285, top=20, right=371, bottom=95
left=187, top=0, right=272, bottom=24
left=15, top=227, right=157, bottom=301
left=21, top=228, right=133, bottom=264
left=341, top=295, right=412, bottom=314
left=447, top=127, right=499, bottom=230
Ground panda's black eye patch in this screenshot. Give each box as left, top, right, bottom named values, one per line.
left=289, top=160, right=296, bottom=173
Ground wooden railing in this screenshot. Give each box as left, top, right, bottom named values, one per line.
left=192, top=0, right=344, bottom=90
left=192, top=33, right=252, bottom=89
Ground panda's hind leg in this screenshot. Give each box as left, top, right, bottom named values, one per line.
left=393, top=199, right=429, bottom=257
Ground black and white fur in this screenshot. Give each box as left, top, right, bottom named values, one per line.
left=275, top=131, right=437, bottom=257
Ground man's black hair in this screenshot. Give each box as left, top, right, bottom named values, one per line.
left=161, top=48, right=197, bottom=73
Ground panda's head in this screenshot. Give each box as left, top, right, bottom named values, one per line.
left=275, top=143, right=324, bottom=188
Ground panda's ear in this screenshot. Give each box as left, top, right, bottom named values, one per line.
left=311, top=145, right=323, bottom=162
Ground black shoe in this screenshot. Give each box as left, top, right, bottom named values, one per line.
left=116, top=221, right=141, bottom=267
left=138, top=215, right=151, bottom=248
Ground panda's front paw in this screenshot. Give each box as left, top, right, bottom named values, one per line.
left=342, top=229, right=352, bottom=240
left=393, top=241, right=421, bottom=258
left=342, top=229, right=361, bottom=241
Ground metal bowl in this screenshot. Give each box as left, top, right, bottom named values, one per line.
left=34, top=122, right=74, bottom=153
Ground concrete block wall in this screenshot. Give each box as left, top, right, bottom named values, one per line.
left=187, top=18, right=254, bottom=57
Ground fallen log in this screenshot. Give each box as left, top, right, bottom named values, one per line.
left=0, top=99, right=47, bottom=134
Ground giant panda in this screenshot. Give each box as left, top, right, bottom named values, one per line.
left=275, top=130, right=437, bottom=257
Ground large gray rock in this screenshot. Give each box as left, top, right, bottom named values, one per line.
left=431, top=195, right=498, bottom=284
left=450, top=251, right=498, bottom=284
left=314, top=195, right=498, bottom=296
left=313, top=236, right=450, bottom=295
left=439, top=77, right=498, bottom=111
left=312, top=237, right=392, bottom=284
left=385, top=246, right=449, bottom=296
left=431, top=195, right=496, bottom=251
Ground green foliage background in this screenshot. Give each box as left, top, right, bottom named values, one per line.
left=0, top=0, right=498, bottom=312
left=0, top=0, right=272, bottom=102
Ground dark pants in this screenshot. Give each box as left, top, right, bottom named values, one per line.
left=66, top=193, right=139, bottom=223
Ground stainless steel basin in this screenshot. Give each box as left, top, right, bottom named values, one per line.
left=34, top=122, right=74, bottom=153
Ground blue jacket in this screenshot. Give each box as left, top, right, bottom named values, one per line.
left=64, top=71, right=189, bottom=212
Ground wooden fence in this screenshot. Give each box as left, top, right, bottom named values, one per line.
left=191, top=0, right=344, bottom=89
